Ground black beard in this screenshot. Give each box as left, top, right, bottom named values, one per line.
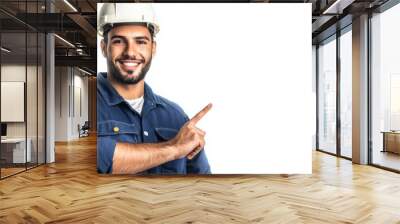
left=108, top=56, right=152, bottom=85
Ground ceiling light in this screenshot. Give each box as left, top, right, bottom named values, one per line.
left=1, top=47, right=11, bottom=53
left=63, top=0, right=78, bottom=12
left=54, top=34, right=75, bottom=48
left=78, top=67, right=93, bottom=76
left=323, top=0, right=355, bottom=15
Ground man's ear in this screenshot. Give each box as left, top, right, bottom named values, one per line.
left=100, top=39, right=107, bottom=57
left=152, top=41, right=157, bottom=57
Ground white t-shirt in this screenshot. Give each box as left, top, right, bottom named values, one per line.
left=125, top=96, right=144, bottom=115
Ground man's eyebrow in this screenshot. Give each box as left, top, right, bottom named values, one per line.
left=110, top=35, right=150, bottom=41
left=134, top=36, right=151, bottom=41
left=110, top=35, right=125, bottom=40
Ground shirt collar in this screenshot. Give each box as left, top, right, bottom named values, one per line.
left=97, top=72, right=165, bottom=107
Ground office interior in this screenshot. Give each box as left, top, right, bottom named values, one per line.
left=0, top=0, right=399, bottom=222
left=0, top=0, right=97, bottom=178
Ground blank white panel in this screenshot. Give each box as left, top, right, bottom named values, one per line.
left=1, top=82, right=25, bottom=122
left=98, top=3, right=312, bottom=174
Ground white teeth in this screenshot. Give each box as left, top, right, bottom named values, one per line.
left=123, top=62, right=138, bottom=66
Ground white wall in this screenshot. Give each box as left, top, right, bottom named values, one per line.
left=1, top=65, right=40, bottom=138
left=55, top=66, right=66, bottom=141
left=1, top=63, right=46, bottom=163
left=72, top=72, right=89, bottom=138
left=54, top=67, right=89, bottom=141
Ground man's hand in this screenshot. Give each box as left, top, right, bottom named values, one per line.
left=111, top=103, right=212, bottom=174
left=169, top=103, right=212, bottom=160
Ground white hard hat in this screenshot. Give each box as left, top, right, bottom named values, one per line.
left=97, top=3, right=159, bottom=37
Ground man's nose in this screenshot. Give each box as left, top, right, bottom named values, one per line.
left=124, top=41, right=139, bottom=58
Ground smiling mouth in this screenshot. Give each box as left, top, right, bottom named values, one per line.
left=118, top=60, right=143, bottom=72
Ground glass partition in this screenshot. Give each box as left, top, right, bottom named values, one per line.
left=0, top=0, right=46, bottom=179
left=339, top=28, right=352, bottom=158
left=317, top=36, right=337, bottom=155
left=1, top=26, right=28, bottom=178
left=371, top=3, right=400, bottom=171
left=38, top=31, right=45, bottom=165
left=27, top=30, right=38, bottom=169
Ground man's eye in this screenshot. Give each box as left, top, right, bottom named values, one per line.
left=137, top=40, right=147, bottom=45
left=112, top=39, right=123, bottom=44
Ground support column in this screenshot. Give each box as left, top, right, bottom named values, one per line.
left=352, top=14, right=369, bottom=164
left=46, top=0, right=55, bottom=163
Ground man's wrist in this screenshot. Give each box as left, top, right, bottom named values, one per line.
left=163, top=140, right=179, bottom=161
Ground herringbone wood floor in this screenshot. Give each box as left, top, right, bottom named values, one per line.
left=1, top=135, right=400, bottom=224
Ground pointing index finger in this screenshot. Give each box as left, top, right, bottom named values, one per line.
left=190, top=103, right=212, bottom=125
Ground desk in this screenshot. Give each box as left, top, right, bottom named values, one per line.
left=1, top=138, right=31, bottom=163
left=381, top=131, right=400, bottom=154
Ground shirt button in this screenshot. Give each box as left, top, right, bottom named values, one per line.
left=143, top=131, right=149, bottom=136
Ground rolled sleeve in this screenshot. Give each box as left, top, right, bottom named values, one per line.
left=97, top=136, right=117, bottom=174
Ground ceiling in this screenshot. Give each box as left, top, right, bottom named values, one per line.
left=0, top=0, right=393, bottom=73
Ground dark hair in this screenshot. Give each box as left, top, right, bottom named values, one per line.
left=103, top=23, right=155, bottom=43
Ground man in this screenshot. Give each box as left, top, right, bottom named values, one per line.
left=97, top=3, right=211, bottom=174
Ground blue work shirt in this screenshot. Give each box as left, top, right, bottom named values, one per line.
left=97, top=72, right=211, bottom=174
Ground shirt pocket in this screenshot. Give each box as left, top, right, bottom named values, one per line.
left=154, top=127, right=179, bottom=141
left=98, top=120, right=139, bottom=143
